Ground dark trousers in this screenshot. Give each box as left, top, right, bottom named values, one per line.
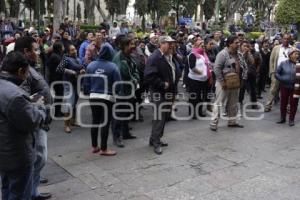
left=239, top=80, right=246, bottom=104
left=247, top=73, right=257, bottom=104
left=257, top=71, right=268, bottom=96
left=183, top=64, right=189, bottom=89
left=90, top=99, right=113, bottom=150
left=280, top=85, right=299, bottom=121
left=133, top=88, right=145, bottom=120
left=188, top=78, right=208, bottom=117
left=1, top=165, right=33, bottom=200
left=112, top=98, right=134, bottom=141
left=150, top=92, right=172, bottom=146
left=53, top=83, right=64, bottom=117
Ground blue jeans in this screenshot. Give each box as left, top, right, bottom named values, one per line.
left=61, top=83, right=78, bottom=115
left=32, top=129, right=48, bottom=198
left=1, top=165, right=34, bottom=200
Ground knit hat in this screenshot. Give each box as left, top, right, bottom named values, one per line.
left=288, top=47, right=300, bottom=57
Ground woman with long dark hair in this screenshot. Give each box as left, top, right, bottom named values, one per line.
left=57, top=44, right=85, bottom=133
left=46, top=42, right=64, bottom=117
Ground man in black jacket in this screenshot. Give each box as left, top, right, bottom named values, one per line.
left=0, top=52, right=46, bottom=200
left=144, top=36, right=180, bottom=155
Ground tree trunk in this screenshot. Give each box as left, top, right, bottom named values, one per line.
left=30, top=8, right=32, bottom=25
left=47, top=0, right=54, bottom=15
left=297, top=22, right=300, bottom=41
left=176, top=1, right=179, bottom=25
left=226, top=0, right=247, bottom=26
left=194, top=5, right=198, bottom=22
left=62, top=0, right=67, bottom=19
left=142, top=15, right=145, bottom=32
left=95, top=0, right=108, bottom=21
left=53, top=0, right=64, bottom=32
left=9, top=0, right=20, bottom=19
left=119, top=0, right=128, bottom=15
left=66, top=0, right=69, bottom=16
left=73, top=0, right=76, bottom=21
left=83, top=0, right=95, bottom=24
left=199, top=4, right=204, bottom=24
left=0, top=0, right=6, bottom=16
left=215, top=0, right=220, bottom=23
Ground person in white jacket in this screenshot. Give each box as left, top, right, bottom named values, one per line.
left=109, top=21, right=120, bottom=38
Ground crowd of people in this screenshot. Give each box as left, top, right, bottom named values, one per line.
left=0, top=18, right=300, bottom=200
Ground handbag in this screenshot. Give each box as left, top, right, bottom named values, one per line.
left=224, top=72, right=240, bottom=90
left=223, top=51, right=240, bottom=90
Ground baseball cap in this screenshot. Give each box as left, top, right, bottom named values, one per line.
left=188, top=35, right=195, bottom=41
left=159, top=36, right=175, bottom=44
left=150, top=33, right=156, bottom=39
left=53, top=33, right=61, bottom=39
left=288, top=47, right=300, bottom=57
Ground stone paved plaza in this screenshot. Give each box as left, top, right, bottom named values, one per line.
left=5, top=90, right=300, bottom=200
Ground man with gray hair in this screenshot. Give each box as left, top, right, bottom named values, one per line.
left=144, top=36, right=180, bottom=155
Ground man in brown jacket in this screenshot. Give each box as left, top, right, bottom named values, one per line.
left=265, top=34, right=291, bottom=112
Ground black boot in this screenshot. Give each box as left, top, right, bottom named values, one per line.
left=277, top=119, right=286, bottom=124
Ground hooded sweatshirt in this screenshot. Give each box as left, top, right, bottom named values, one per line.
left=85, top=43, right=121, bottom=101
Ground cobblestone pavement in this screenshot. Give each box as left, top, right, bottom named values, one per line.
left=3, top=89, right=300, bottom=200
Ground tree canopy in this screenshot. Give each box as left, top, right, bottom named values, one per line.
left=275, top=0, right=300, bottom=25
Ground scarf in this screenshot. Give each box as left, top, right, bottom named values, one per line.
left=191, top=47, right=212, bottom=79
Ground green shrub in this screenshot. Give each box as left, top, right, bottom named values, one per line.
left=245, top=32, right=264, bottom=40
left=80, top=25, right=101, bottom=30
left=136, top=31, right=146, bottom=39
left=165, top=26, right=176, bottom=35
left=223, top=30, right=231, bottom=37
